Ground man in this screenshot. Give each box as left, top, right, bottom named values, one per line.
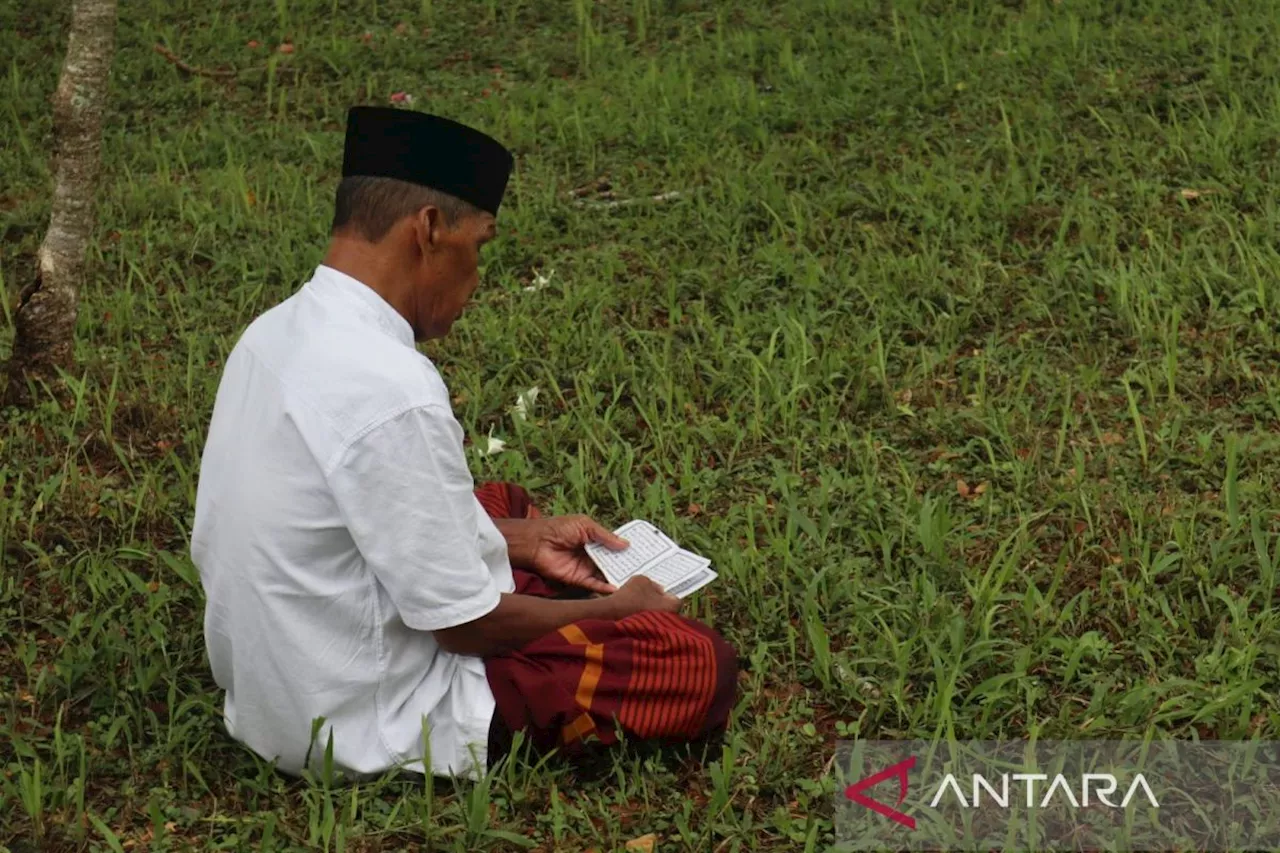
left=191, top=107, right=738, bottom=780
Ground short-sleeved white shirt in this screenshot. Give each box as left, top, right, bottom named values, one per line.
left=191, top=264, right=514, bottom=780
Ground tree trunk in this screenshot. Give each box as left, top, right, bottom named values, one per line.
left=6, top=0, right=117, bottom=404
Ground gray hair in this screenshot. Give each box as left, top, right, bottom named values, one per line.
left=331, top=175, right=481, bottom=241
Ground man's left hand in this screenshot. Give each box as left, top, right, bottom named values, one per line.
left=517, top=515, right=628, bottom=594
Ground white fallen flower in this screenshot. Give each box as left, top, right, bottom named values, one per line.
left=479, top=426, right=506, bottom=456
left=523, top=268, right=554, bottom=292
left=511, top=386, right=540, bottom=422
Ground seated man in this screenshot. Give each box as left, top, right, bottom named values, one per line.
left=190, top=107, right=738, bottom=779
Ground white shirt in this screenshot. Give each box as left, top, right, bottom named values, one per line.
left=191, top=264, right=513, bottom=780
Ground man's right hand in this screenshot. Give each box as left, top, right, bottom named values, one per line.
left=608, top=575, right=682, bottom=618
left=436, top=575, right=682, bottom=657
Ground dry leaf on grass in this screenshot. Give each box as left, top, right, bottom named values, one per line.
left=625, top=833, right=658, bottom=852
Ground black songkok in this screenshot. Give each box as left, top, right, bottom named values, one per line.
left=342, top=107, right=514, bottom=215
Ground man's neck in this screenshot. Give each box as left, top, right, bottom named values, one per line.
left=321, top=236, right=415, bottom=332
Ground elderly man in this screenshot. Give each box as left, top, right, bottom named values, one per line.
left=191, top=107, right=737, bottom=780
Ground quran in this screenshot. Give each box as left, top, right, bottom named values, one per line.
left=585, top=520, right=718, bottom=598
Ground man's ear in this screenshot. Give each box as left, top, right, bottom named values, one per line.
left=412, top=205, right=445, bottom=255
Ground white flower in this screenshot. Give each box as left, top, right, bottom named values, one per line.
left=510, top=386, right=540, bottom=422
left=523, top=268, right=554, bottom=292
left=479, top=426, right=506, bottom=456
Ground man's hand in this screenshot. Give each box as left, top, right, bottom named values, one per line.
left=435, top=575, right=681, bottom=656
left=516, top=514, right=629, bottom=595
left=608, top=575, right=682, bottom=618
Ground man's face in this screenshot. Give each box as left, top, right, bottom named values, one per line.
left=411, top=208, right=496, bottom=340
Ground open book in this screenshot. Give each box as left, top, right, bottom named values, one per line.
left=584, top=520, right=718, bottom=599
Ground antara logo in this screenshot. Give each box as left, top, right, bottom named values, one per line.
left=844, top=756, right=917, bottom=829
left=929, top=772, right=1160, bottom=809
left=845, top=757, right=1160, bottom=829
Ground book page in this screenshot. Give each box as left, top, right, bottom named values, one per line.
left=642, top=549, right=709, bottom=589
left=584, top=520, right=675, bottom=585
left=664, top=568, right=718, bottom=599
left=641, top=550, right=718, bottom=598
left=586, top=520, right=718, bottom=597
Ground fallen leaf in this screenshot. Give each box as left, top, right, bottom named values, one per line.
left=1179, top=188, right=1214, bottom=200
left=147, top=581, right=160, bottom=593
left=973, top=482, right=988, bottom=496
left=394, top=21, right=409, bottom=34
left=1100, top=431, right=1124, bottom=446
left=687, top=503, right=702, bottom=517
left=277, top=42, right=294, bottom=54
left=625, top=834, right=658, bottom=853
left=246, top=39, right=261, bottom=49
left=956, top=479, right=971, bottom=498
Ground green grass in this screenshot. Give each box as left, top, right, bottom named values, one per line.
left=4, top=0, right=1280, bottom=849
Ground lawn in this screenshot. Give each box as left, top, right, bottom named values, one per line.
left=3, top=0, right=1280, bottom=849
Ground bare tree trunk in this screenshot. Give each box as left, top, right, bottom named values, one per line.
left=6, top=0, right=117, bottom=404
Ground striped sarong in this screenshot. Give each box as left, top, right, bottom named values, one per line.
left=475, top=483, right=739, bottom=763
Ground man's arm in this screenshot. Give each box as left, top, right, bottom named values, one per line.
left=491, top=517, right=538, bottom=567
left=434, top=575, right=677, bottom=657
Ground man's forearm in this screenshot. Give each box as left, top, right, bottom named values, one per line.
left=492, top=517, right=538, bottom=567
left=434, top=592, right=618, bottom=657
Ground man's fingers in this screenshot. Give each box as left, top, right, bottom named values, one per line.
left=578, top=574, right=616, bottom=594
left=586, top=520, right=629, bottom=551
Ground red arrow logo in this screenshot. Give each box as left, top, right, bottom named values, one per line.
left=844, top=755, right=917, bottom=829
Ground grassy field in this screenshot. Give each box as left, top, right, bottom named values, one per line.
left=4, top=0, right=1280, bottom=849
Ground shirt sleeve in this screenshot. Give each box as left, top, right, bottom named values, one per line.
left=326, top=404, right=501, bottom=631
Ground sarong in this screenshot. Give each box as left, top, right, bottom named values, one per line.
left=475, top=483, right=739, bottom=766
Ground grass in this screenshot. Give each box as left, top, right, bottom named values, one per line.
left=3, top=0, right=1280, bottom=849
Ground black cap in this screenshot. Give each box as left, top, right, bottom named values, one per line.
left=342, top=107, right=514, bottom=215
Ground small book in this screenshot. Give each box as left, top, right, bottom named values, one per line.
left=585, top=519, right=718, bottom=599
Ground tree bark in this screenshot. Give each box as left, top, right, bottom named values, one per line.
left=6, top=0, right=117, bottom=404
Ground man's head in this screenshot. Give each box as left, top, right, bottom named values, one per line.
left=328, top=107, right=513, bottom=341
left=330, top=175, right=496, bottom=340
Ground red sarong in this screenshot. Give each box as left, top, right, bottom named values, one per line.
left=475, top=483, right=739, bottom=763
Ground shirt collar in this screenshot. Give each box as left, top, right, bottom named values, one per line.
left=309, top=265, right=416, bottom=348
